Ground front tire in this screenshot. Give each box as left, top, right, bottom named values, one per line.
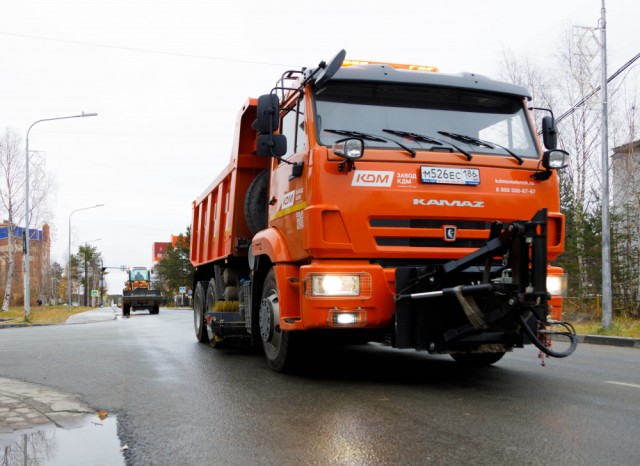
left=260, top=269, right=296, bottom=372
left=193, top=281, right=209, bottom=343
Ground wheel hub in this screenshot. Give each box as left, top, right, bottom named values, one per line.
left=259, top=293, right=278, bottom=343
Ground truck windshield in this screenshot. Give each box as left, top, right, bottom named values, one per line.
left=313, top=81, right=538, bottom=159
left=131, top=270, right=149, bottom=281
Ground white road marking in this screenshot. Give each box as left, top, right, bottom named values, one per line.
left=604, top=380, right=640, bottom=390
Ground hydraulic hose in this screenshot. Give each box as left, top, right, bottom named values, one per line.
left=518, top=314, right=578, bottom=358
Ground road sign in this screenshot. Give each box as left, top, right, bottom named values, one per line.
left=91, top=290, right=99, bottom=297
left=179, top=286, right=186, bottom=294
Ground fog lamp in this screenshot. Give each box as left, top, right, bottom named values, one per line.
left=328, top=309, right=366, bottom=327
left=547, top=274, right=568, bottom=297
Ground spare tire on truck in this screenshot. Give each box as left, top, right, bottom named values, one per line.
left=244, top=169, right=269, bottom=235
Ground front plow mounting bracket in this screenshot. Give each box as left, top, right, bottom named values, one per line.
left=394, top=209, right=550, bottom=349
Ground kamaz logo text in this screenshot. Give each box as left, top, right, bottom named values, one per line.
left=413, top=199, right=485, bottom=208
left=352, top=170, right=394, bottom=187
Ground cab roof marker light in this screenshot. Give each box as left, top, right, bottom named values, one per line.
left=342, top=60, right=439, bottom=72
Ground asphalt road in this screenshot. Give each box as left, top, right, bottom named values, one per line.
left=1, top=308, right=639, bottom=465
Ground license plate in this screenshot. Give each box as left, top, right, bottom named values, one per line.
left=420, top=166, right=480, bottom=185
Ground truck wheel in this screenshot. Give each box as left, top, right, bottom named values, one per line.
left=123, top=303, right=130, bottom=317
left=244, top=169, right=268, bottom=235
left=450, top=352, right=505, bottom=366
left=206, top=279, right=226, bottom=348
left=150, top=305, right=160, bottom=315
left=193, top=281, right=209, bottom=343
left=259, top=269, right=295, bottom=372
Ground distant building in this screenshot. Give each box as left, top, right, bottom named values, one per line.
left=152, top=234, right=189, bottom=266
left=0, top=223, right=51, bottom=306
left=611, top=139, right=640, bottom=313
left=152, top=242, right=170, bottom=265
left=612, top=139, right=640, bottom=209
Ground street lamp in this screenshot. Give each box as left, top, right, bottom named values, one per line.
left=24, top=112, right=97, bottom=318
left=68, top=205, right=104, bottom=311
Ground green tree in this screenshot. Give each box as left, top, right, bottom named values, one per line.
left=156, top=227, right=193, bottom=297
left=76, top=244, right=103, bottom=306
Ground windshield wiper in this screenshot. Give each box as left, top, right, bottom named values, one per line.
left=437, top=131, right=524, bottom=165
left=324, top=129, right=416, bottom=157
left=383, top=129, right=473, bottom=161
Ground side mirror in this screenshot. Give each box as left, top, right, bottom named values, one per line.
left=332, top=138, right=364, bottom=172
left=542, top=116, right=557, bottom=150
left=332, top=138, right=364, bottom=160
left=533, top=149, right=569, bottom=181
left=255, top=94, right=280, bottom=134
left=257, top=134, right=287, bottom=157
left=542, top=149, right=569, bottom=170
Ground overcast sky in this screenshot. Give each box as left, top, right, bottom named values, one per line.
left=0, top=0, right=637, bottom=294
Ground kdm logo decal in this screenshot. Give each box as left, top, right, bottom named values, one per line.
left=352, top=171, right=394, bottom=187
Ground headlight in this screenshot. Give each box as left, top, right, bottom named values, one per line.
left=309, top=274, right=361, bottom=297
left=547, top=274, right=568, bottom=297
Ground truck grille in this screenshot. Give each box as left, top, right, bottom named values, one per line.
left=370, top=218, right=492, bottom=248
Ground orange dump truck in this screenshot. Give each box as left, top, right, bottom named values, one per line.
left=190, top=50, right=577, bottom=372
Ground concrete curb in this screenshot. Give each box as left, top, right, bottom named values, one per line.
left=576, top=334, right=640, bottom=348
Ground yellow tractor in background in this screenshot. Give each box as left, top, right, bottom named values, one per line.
left=122, top=267, right=162, bottom=317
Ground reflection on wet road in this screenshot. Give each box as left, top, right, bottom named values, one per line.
left=0, top=414, right=124, bottom=465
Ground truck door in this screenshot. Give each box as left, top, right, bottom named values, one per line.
left=268, top=98, right=309, bottom=260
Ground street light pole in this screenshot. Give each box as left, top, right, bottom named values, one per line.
left=24, top=112, right=97, bottom=318
left=68, top=205, right=104, bottom=311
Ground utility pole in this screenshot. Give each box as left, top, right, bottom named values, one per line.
left=600, top=0, right=613, bottom=330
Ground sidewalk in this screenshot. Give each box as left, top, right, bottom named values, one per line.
left=0, top=377, right=93, bottom=435
left=65, top=306, right=119, bottom=324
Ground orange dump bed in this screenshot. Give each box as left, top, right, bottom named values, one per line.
left=190, top=99, right=268, bottom=267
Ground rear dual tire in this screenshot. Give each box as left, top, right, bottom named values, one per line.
left=193, top=281, right=209, bottom=343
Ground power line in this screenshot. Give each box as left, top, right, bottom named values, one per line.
left=556, top=51, right=640, bottom=125
left=0, top=31, right=294, bottom=68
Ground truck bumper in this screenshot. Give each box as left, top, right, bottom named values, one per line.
left=280, top=262, right=395, bottom=331
left=281, top=209, right=562, bottom=355
left=123, top=290, right=162, bottom=309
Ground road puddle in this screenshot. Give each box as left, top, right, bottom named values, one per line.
left=0, top=413, right=125, bottom=465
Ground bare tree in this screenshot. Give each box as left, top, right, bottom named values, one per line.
left=0, top=128, right=52, bottom=310
left=501, top=27, right=640, bottom=316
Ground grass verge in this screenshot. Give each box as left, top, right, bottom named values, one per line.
left=0, top=305, right=95, bottom=325
left=570, top=316, right=640, bottom=339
